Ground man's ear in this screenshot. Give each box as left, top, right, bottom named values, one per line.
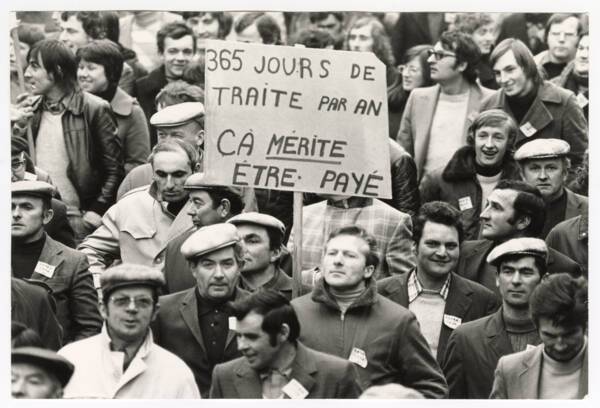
left=99, top=302, right=109, bottom=320
left=270, top=246, right=282, bottom=263
left=219, top=199, right=231, bottom=219
left=457, top=60, right=468, bottom=73
left=151, top=302, right=161, bottom=322
left=279, top=323, right=290, bottom=342
left=363, top=264, right=375, bottom=280
left=196, top=129, right=205, bottom=148
left=515, top=214, right=531, bottom=232
left=42, top=208, right=54, bottom=225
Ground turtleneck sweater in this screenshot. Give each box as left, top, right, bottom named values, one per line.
left=503, top=311, right=540, bottom=352
left=539, top=337, right=587, bottom=399
left=330, top=286, right=367, bottom=314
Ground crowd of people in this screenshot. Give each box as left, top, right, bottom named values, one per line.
left=10, top=10, right=589, bottom=399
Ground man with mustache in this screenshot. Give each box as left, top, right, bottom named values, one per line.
left=420, top=109, right=521, bottom=240
left=152, top=223, right=248, bottom=397
left=514, top=138, right=587, bottom=238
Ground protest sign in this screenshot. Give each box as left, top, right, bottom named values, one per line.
left=204, top=39, right=392, bottom=199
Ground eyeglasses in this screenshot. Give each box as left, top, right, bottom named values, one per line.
left=110, top=296, right=154, bottom=309
left=427, top=49, right=457, bottom=61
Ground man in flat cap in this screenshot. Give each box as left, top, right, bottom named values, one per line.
left=228, top=212, right=293, bottom=299
left=117, top=101, right=205, bottom=199
left=457, top=179, right=581, bottom=294
left=12, top=135, right=75, bottom=247
left=12, top=347, right=74, bottom=398
left=515, top=138, right=588, bottom=237
left=58, top=263, right=200, bottom=398
left=442, top=237, right=546, bottom=398
left=12, top=180, right=102, bottom=343
left=160, top=172, right=245, bottom=294
left=153, top=223, right=248, bottom=397
left=79, top=139, right=198, bottom=291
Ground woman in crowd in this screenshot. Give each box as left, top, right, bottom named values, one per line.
left=77, top=40, right=150, bottom=174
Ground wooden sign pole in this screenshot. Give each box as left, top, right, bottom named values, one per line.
left=292, top=192, right=303, bottom=298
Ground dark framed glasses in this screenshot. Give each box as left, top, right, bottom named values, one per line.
left=427, top=49, right=457, bottom=61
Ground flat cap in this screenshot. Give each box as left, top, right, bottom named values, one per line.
left=514, top=138, right=570, bottom=161
left=12, top=180, right=55, bottom=199
left=150, top=102, right=204, bottom=128
left=184, top=172, right=243, bottom=197
left=100, top=263, right=166, bottom=297
left=486, top=237, right=548, bottom=266
left=181, top=223, right=240, bottom=259
left=12, top=347, right=74, bottom=387
left=11, top=135, right=30, bottom=155
left=227, top=212, right=286, bottom=237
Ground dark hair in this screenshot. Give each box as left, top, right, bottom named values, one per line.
left=234, top=12, right=281, bottom=45
left=17, top=24, right=46, bottom=47
left=439, top=30, right=482, bottom=83
left=235, top=221, right=284, bottom=251
left=495, top=252, right=547, bottom=277
left=345, top=16, right=395, bottom=67
left=467, top=109, right=518, bottom=152
left=76, top=39, right=124, bottom=85
left=309, top=12, right=344, bottom=24
left=148, top=138, right=199, bottom=170
left=327, top=225, right=380, bottom=269
left=292, top=28, right=335, bottom=49
left=155, top=80, right=205, bottom=109
left=230, top=289, right=300, bottom=346
left=491, top=38, right=542, bottom=87
left=544, top=13, right=582, bottom=44
left=206, top=188, right=244, bottom=217
left=28, top=39, right=78, bottom=90
left=99, top=11, right=121, bottom=44
left=182, top=60, right=205, bottom=88
left=454, top=13, right=495, bottom=34
left=494, top=179, right=546, bottom=237
left=530, top=273, right=587, bottom=329
left=402, top=44, right=434, bottom=86
left=156, top=21, right=196, bottom=54
left=11, top=321, right=44, bottom=348
left=61, top=11, right=106, bottom=40
left=413, top=201, right=464, bottom=245
left=182, top=12, right=233, bottom=39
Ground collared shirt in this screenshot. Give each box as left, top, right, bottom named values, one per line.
left=407, top=269, right=451, bottom=303
left=42, top=92, right=72, bottom=115
left=195, top=288, right=232, bottom=367
left=259, top=367, right=293, bottom=399
left=238, top=267, right=293, bottom=300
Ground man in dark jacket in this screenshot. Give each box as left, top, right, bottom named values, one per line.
left=11, top=181, right=103, bottom=344
left=292, top=225, right=448, bottom=398
left=442, top=237, right=546, bottom=398
left=457, top=179, right=581, bottom=293
left=378, top=202, right=499, bottom=363
left=135, top=22, right=196, bottom=146
left=420, top=109, right=521, bottom=240
left=13, top=39, right=122, bottom=242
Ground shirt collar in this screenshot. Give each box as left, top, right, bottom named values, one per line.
left=195, top=287, right=233, bottom=316
left=407, top=269, right=451, bottom=303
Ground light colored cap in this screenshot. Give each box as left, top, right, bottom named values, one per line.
left=100, top=263, right=165, bottom=297
left=514, top=138, right=570, bottom=161
left=227, top=212, right=286, bottom=237
left=12, top=180, right=55, bottom=199
left=184, top=172, right=243, bottom=197
left=150, top=102, right=204, bottom=128
left=486, top=237, right=548, bottom=266
left=181, top=223, right=240, bottom=259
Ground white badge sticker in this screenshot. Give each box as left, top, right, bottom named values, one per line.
left=458, top=196, right=473, bottom=211
left=520, top=122, right=537, bottom=137
left=576, top=93, right=589, bottom=108
left=282, top=379, right=309, bottom=399
left=443, top=314, right=462, bottom=330
left=34, top=262, right=56, bottom=279
left=349, top=347, right=368, bottom=368
left=228, top=316, right=237, bottom=331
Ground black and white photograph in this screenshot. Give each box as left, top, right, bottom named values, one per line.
left=5, top=0, right=594, bottom=402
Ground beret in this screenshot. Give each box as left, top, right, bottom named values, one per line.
left=12, top=347, right=74, bottom=387
left=514, top=138, right=570, bottom=161
left=150, top=102, right=204, bottom=128
left=184, top=172, right=243, bottom=198
left=486, top=237, right=548, bottom=266
left=101, top=263, right=166, bottom=297
left=181, top=223, right=240, bottom=259
left=12, top=180, right=55, bottom=199
left=227, top=212, right=286, bottom=237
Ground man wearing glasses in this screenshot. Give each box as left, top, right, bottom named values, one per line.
left=397, top=30, right=494, bottom=181
left=58, top=263, right=200, bottom=398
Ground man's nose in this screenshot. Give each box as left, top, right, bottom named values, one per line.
left=538, top=168, right=548, bottom=179
left=11, top=378, right=25, bottom=398
left=12, top=206, right=21, bottom=219
left=511, top=271, right=523, bottom=284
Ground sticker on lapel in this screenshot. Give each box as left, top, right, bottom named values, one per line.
left=458, top=196, right=473, bottom=211
left=443, top=314, right=462, bottom=330
left=349, top=347, right=368, bottom=368
left=576, top=93, right=588, bottom=108
left=228, top=316, right=237, bottom=331
left=520, top=122, right=537, bottom=137
left=282, top=379, right=309, bottom=399
left=34, top=262, right=55, bottom=279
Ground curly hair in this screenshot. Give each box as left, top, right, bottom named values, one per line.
left=345, top=16, right=395, bottom=67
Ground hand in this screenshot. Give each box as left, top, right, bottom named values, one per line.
left=10, top=104, right=33, bottom=124
left=82, top=211, right=103, bottom=229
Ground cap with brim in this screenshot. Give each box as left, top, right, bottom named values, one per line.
left=181, top=223, right=240, bottom=259
left=12, top=180, right=55, bottom=199
left=150, top=102, right=204, bottom=128
left=486, top=237, right=548, bottom=266
left=184, top=172, right=243, bottom=197
left=227, top=212, right=286, bottom=237
left=514, top=138, right=570, bottom=161
left=100, top=264, right=166, bottom=298
left=12, top=347, right=74, bottom=387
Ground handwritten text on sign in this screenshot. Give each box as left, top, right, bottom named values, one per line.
left=204, top=40, right=391, bottom=198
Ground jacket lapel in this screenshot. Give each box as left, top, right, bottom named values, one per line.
left=438, top=275, right=473, bottom=361
left=564, top=189, right=584, bottom=220
left=234, top=361, right=263, bottom=398
left=459, top=240, right=492, bottom=281
left=517, top=346, right=543, bottom=398
left=520, top=97, right=553, bottom=139
left=179, top=290, right=206, bottom=353
left=579, top=345, right=588, bottom=397
left=30, top=236, right=65, bottom=281
left=414, top=85, right=440, bottom=177
left=288, top=343, right=317, bottom=397
left=485, top=309, right=513, bottom=360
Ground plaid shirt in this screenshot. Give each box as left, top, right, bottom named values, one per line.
left=288, top=197, right=416, bottom=278
left=407, top=269, right=451, bottom=303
